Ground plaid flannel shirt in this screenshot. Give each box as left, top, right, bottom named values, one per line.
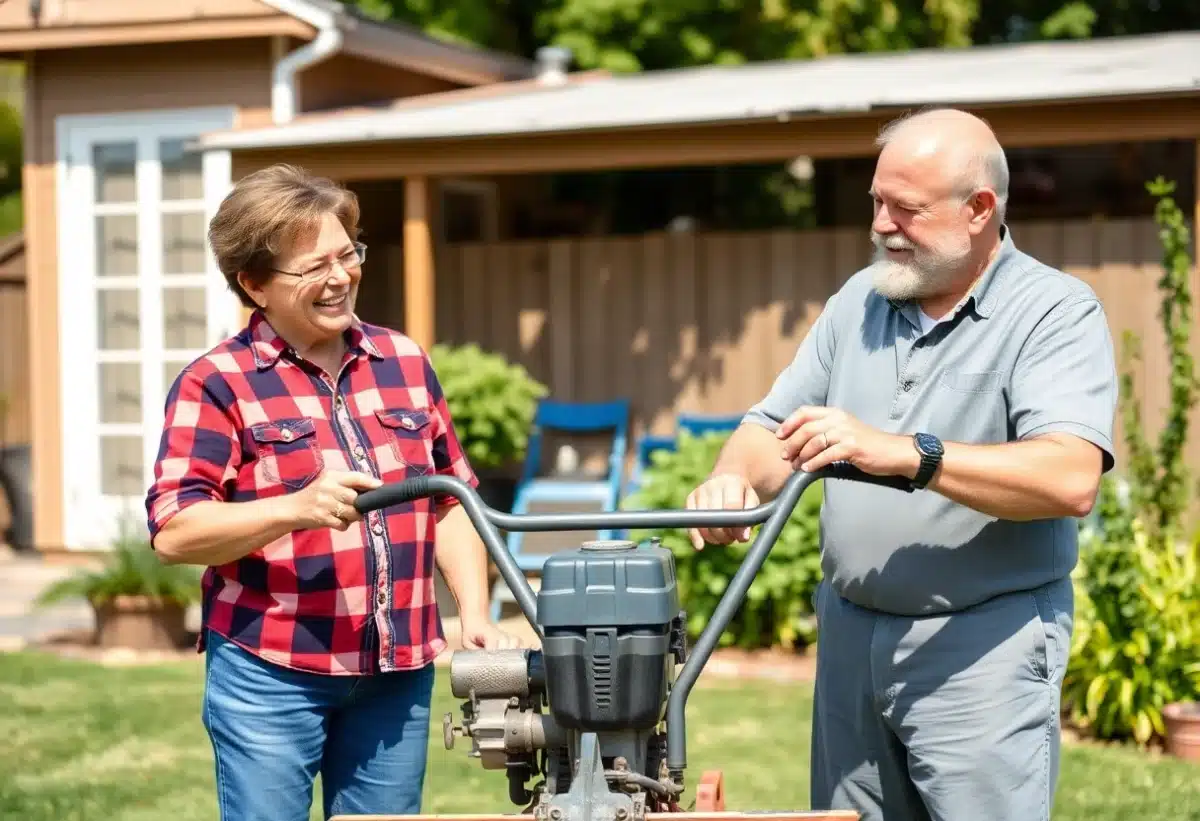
left=146, top=310, right=478, bottom=675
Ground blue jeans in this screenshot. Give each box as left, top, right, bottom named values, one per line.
left=202, top=629, right=435, bottom=821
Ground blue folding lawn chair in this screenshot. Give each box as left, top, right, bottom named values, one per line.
left=488, top=397, right=631, bottom=623
left=677, top=411, right=744, bottom=438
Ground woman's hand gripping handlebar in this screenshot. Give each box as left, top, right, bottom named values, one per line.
left=352, top=461, right=913, bottom=773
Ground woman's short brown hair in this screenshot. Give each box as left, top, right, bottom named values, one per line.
left=208, top=163, right=361, bottom=308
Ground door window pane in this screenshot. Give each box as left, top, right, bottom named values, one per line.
left=94, top=143, right=137, bottom=204
left=163, top=212, right=207, bottom=275
left=100, top=435, right=144, bottom=496
left=96, top=214, right=138, bottom=276
left=98, top=363, right=142, bottom=424
left=163, top=287, right=207, bottom=349
left=161, top=138, right=203, bottom=201
left=97, top=289, right=140, bottom=350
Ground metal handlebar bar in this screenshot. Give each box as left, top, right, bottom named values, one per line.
left=353, top=461, right=913, bottom=773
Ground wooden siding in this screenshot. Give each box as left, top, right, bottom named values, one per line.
left=364, top=217, right=1199, bottom=478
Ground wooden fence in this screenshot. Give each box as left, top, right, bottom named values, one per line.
left=357, top=216, right=1200, bottom=477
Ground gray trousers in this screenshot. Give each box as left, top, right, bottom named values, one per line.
left=809, top=576, right=1073, bottom=821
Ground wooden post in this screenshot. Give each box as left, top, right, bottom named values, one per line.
left=403, top=175, right=435, bottom=350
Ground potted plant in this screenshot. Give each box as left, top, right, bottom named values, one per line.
left=33, top=522, right=203, bottom=651
left=429, top=342, right=548, bottom=512
left=1163, top=702, right=1200, bottom=761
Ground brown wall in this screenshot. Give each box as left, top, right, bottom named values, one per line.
left=399, top=217, right=1200, bottom=479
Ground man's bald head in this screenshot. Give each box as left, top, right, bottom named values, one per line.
left=866, top=107, right=1010, bottom=306
left=875, top=108, right=1009, bottom=222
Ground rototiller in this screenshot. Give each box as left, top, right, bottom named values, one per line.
left=343, top=462, right=913, bottom=821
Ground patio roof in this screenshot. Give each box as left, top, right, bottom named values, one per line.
left=200, top=30, right=1200, bottom=152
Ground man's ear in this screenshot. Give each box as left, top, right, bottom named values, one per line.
left=966, top=189, right=998, bottom=234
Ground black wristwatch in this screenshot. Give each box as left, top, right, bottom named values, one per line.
left=912, top=432, right=944, bottom=490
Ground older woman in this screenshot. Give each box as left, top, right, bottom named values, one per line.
left=146, top=163, right=520, bottom=821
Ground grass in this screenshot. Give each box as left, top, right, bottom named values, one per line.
left=1, top=650, right=1199, bottom=820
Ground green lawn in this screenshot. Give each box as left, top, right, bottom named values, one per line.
left=1, top=650, right=1199, bottom=820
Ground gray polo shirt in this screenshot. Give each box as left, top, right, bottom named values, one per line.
left=744, top=226, right=1118, bottom=616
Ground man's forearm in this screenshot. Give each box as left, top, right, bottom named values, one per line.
left=712, top=422, right=795, bottom=501
left=927, top=434, right=1103, bottom=521
left=435, top=502, right=492, bottom=624
left=154, top=496, right=299, bottom=567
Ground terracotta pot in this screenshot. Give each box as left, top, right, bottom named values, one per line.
left=92, top=595, right=190, bottom=651
left=1162, top=701, right=1200, bottom=761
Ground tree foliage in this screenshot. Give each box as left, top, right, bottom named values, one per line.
left=348, top=0, right=1199, bottom=71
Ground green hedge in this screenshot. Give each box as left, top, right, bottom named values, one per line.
left=625, top=431, right=824, bottom=650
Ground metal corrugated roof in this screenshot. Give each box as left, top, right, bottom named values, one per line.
left=200, top=30, right=1200, bottom=151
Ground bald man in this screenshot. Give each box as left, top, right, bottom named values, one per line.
left=685, top=107, right=1117, bottom=821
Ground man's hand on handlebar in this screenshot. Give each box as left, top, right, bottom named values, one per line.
left=684, top=473, right=761, bottom=550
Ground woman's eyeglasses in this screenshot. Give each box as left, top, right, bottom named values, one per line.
left=272, top=242, right=367, bottom=283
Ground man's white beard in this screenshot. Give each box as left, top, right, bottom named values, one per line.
left=869, top=231, right=973, bottom=302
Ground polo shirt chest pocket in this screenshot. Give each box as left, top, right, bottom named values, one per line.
left=250, top=418, right=325, bottom=492
left=929, top=367, right=1009, bottom=443
left=375, top=408, right=435, bottom=475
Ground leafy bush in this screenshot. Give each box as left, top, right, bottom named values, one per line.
left=625, top=431, right=824, bottom=650
left=0, top=101, right=20, bottom=199
left=1067, top=521, right=1200, bottom=744
left=429, top=343, right=548, bottom=472
left=34, top=525, right=203, bottom=609
left=1063, top=177, right=1200, bottom=746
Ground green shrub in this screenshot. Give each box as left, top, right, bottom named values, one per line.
left=429, top=343, right=548, bottom=472
left=1066, top=521, right=1200, bottom=744
left=0, top=101, right=20, bottom=198
left=625, top=431, right=824, bottom=650
left=1063, top=177, right=1200, bottom=746
left=34, top=525, right=203, bottom=609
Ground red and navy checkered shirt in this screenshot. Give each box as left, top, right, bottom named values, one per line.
left=146, top=310, right=478, bottom=675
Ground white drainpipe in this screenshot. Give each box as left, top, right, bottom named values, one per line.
left=272, top=25, right=344, bottom=124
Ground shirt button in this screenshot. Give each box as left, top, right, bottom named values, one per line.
left=377, top=591, right=386, bottom=606
left=354, top=445, right=366, bottom=458
left=280, top=429, right=294, bottom=442
left=372, top=521, right=384, bottom=535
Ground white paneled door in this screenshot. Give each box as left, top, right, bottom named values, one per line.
left=56, top=108, right=241, bottom=550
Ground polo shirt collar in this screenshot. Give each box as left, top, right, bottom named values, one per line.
left=248, top=309, right=384, bottom=370
left=965, top=224, right=1017, bottom=319
left=888, top=224, right=1017, bottom=324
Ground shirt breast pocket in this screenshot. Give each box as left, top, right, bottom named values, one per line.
left=375, top=408, right=435, bottom=476
left=930, top=368, right=1009, bottom=443
left=250, top=417, right=325, bottom=492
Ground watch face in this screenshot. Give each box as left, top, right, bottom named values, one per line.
left=915, top=433, right=944, bottom=456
